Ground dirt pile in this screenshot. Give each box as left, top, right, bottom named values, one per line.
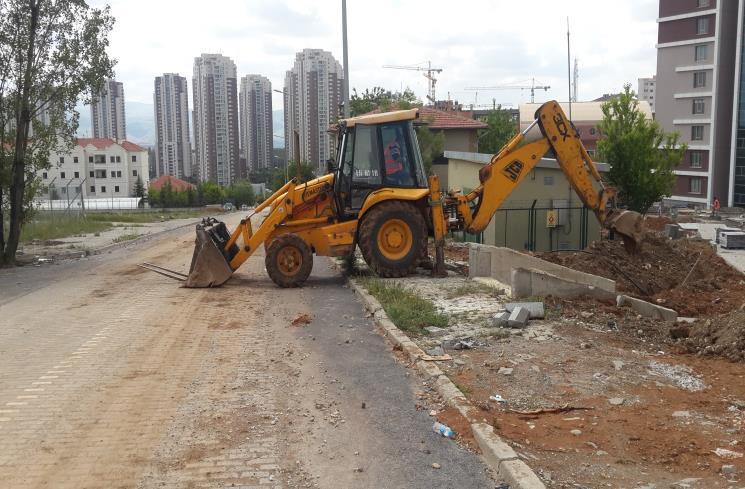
left=537, top=234, right=745, bottom=316
left=682, top=310, right=745, bottom=361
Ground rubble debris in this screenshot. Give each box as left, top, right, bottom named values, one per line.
left=612, top=360, right=625, bottom=371
left=648, top=361, right=706, bottom=392
left=570, top=429, right=582, bottom=436
left=427, top=346, right=445, bottom=357
left=721, top=464, right=737, bottom=475
left=608, top=398, right=624, bottom=406
left=683, top=311, right=745, bottom=361
left=505, top=302, right=545, bottom=319
left=506, top=404, right=594, bottom=416
left=432, top=422, right=455, bottom=439
left=498, top=367, right=513, bottom=376
left=490, top=311, right=510, bottom=328
left=489, top=394, right=507, bottom=403
left=713, top=448, right=743, bottom=459
left=507, top=307, right=530, bottom=328
left=672, top=411, right=690, bottom=418
left=291, top=313, right=313, bottom=326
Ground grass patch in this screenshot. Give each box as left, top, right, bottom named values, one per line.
left=445, top=281, right=501, bottom=299
left=86, top=209, right=207, bottom=224
left=20, top=215, right=112, bottom=242
left=359, top=276, right=448, bottom=335
left=112, top=233, right=140, bottom=243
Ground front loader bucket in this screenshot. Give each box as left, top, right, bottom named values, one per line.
left=605, top=209, right=645, bottom=254
left=184, top=223, right=235, bottom=288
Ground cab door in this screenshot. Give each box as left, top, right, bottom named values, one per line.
left=335, top=123, right=383, bottom=217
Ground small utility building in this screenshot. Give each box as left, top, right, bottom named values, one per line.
left=441, top=151, right=610, bottom=252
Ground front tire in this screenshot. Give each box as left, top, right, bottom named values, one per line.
left=265, top=234, right=313, bottom=288
left=358, top=201, right=427, bottom=278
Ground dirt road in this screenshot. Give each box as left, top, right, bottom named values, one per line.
left=0, top=215, right=494, bottom=489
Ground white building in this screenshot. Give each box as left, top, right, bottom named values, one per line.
left=91, top=80, right=127, bottom=140
left=239, top=74, right=274, bottom=172
left=638, top=76, right=656, bottom=115
left=154, top=73, right=192, bottom=179
left=283, top=49, right=343, bottom=172
left=40, top=138, right=149, bottom=203
left=192, top=54, right=240, bottom=186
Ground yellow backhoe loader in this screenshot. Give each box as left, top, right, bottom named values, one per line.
left=141, top=101, right=643, bottom=288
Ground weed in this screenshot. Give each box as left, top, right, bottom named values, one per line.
left=360, top=277, right=448, bottom=335
left=112, top=233, right=140, bottom=243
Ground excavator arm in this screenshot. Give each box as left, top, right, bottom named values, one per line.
left=436, top=101, right=643, bottom=253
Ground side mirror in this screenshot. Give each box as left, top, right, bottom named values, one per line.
left=326, top=158, right=338, bottom=174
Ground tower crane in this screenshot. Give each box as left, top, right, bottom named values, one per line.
left=464, top=78, right=551, bottom=103
left=383, top=61, right=443, bottom=104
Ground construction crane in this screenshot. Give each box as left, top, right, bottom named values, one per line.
left=465, top=78, right=551, bottom=103
left=383, top=61, right=443, bottom=104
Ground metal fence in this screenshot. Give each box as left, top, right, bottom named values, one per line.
left=451, top=205, right=595, bottom=252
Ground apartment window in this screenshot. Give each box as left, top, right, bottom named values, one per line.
left=692, top=125, right=704, bottom=140
left=690, top=177, right=702, bottom=194
left=75, top=186, right=80, bottom=193
left=694, top=71, right=707, bottom=88
left=117, top=171, right=122, bottom=177
left=131, top=155, right=137, bottom=162
left=42, top=172, right=48, bottom=179
left=95, top=169, right=107, bottom=178
left=691, top=151, right=703, bottom=168
left=698, top=0, right=710, bottom=7
left=90, top=185, right=95, bottom=193
left=114, top=186, right=120, bottom=193
left=73, top=156, right=79, bottom=163
left=116, top=156, right=121, bottom=163
left=94, top=154, right=106, bottom=164
left=89, top=170, right=94, bottom=178
left=696, top=18, right=709, bottom=35
left=132, top=170, right=138, bottom=177
left=59, top=156, right=64, bottom=164
left=74, top=171, right=79, bottom=179
left=101, top=186, right=106, bottom=193
left=692, top=98, right=705, bottom=114
left=110, top=156, right=115, bottom=163
left=88, top=156, right=93, bottom=163
left=61, top=187, right=67, bottom=194
left=695, top=45, right=708, bottom=61
left=60, top=171, right=66, bottom=179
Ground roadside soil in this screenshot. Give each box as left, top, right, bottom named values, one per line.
left=373, top=245, right=745, bottom=488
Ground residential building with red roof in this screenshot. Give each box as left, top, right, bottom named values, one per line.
left=39, top=138, right=149, bottom=202
left=149, top=175, right=196, bottom=192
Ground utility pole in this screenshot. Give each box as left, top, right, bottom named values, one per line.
left=567, top=17, right=572, bottom=120
left=342, top=0, right=350, bottom=118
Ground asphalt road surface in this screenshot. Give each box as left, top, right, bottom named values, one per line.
left=0, top=214, right=496, bottom=488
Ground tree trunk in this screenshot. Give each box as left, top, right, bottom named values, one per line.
left=2, top=0, right=39, bottom=266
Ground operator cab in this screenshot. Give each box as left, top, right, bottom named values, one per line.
left=333, top=109, right=428, bottom=219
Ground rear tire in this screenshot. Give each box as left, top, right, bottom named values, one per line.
left=265, top=234, right=313, bottom=288
left=358, top=201, right=427, bottom=278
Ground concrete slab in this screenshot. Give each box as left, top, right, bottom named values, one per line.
left=617, top=295, right=678, bottom=323
left=508, top=307, right=530, bottom=328
left=505, top=302, right=545, bottom=319
left=511, top=267, right=617, bottom=301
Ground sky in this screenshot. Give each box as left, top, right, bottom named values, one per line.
left=88, top=0, right=659, bottom=136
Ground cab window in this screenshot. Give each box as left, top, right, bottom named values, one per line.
left=381, top=123, right=415, bottom=187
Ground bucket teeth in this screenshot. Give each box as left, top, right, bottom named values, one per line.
left=184, top=225, right=234, bottom=288
left=605, top=209, right=645, bottom=254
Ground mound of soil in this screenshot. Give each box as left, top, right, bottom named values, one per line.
left=683, top=311, right=745, bottom=361
left=537, top=234, right=745, bottom=317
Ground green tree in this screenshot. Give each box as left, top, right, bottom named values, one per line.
left=478, top=107, right=517, bottom=155
left=269, top=163, right=316, bottom=191
left=159, top=180, right=173, bottom=209
left=349, top=87, right=420, bottom=116
left=134, top=176, right=145, bottom=199
left=199, top=181, right=225, bottom=204
left=226, top=180, right=256, bottom=208
left=415, top=125, right=445, bottom=176
left=0, top=0, right=114, bottom=265
left=597, top=84, right=686, bottom=213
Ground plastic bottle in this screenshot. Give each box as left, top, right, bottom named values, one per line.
left=432, top=421, right=455, bottom=438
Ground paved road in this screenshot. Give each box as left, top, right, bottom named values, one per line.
left=0, top=215, right=495, bottom=488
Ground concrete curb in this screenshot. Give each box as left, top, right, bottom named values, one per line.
left=347, top=276, right=546, bottom=489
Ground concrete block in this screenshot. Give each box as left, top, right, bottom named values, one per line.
left=508, top=307, right=530, bottom=328
left=505, top=302, right=545, bottom=319
left=490, top=311, right=510, bottom=328
left=617, top=295, right=678, bottom=323
left=498, top=459, right=547, bottom=489
left=434, top=375, right=467, bottom=406
left=469, top=243, right=616, bottom=293
left=511, top=267, right=617, bottom=301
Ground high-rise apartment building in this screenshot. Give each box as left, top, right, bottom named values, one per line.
left=192, top=54, right=240, bottom=186
left=91, top=79, right=126, bottom=140
left=153, top=74, right=192, bottom=179
left=656, top=0, right=742, bottom=207
left=638, top=76, right=657, bottom=114
left=283, top=49, right=343, bottom=172
left=239, top=75, right=274, bottom=172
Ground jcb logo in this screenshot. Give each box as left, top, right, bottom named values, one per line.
left=502, top=160, right=524, bottom=182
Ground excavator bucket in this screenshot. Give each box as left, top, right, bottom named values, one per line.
left=184, top=220, right=235, bottom=288
left=605, top=209, right=645, bottom=254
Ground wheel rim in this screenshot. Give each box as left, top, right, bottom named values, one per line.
left=277, top=246, right=302, bottom=276
left=377, top=218, right=413, bottom=261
